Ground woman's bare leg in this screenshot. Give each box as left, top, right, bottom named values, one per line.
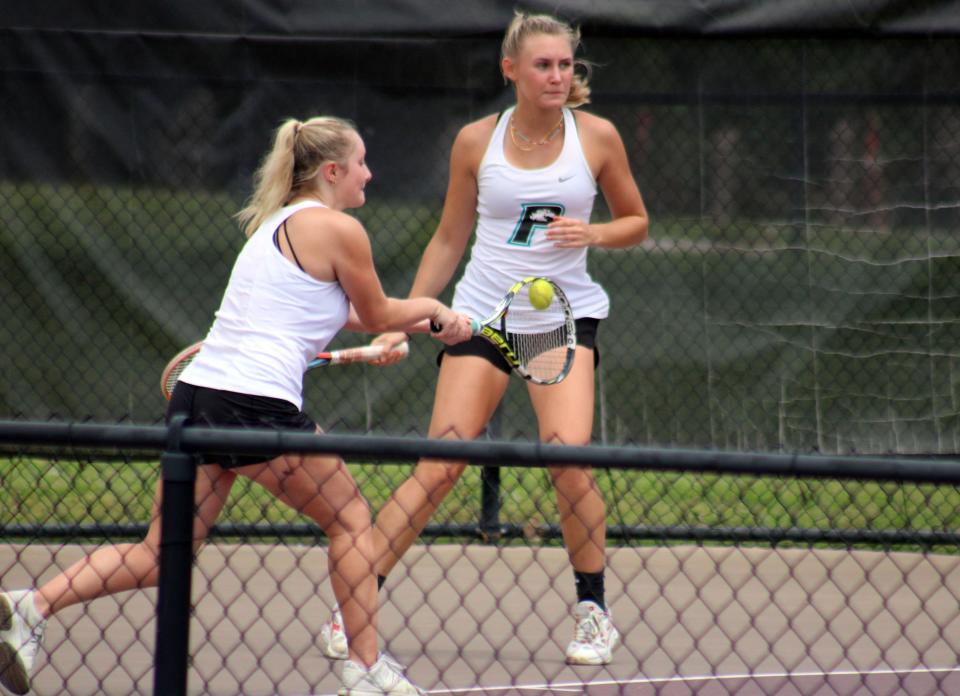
left=240, top=452, right=379, bottom=667
left=527, top=347, right=605, bottom=572
left=33, top=464, right=236, bottom=618
left=372, top=355, right=510, bottom=577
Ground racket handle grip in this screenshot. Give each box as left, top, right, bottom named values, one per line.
left=430, top=319, right=482, bottom=335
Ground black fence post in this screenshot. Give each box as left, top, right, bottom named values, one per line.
left=153, top=414, right=197, bottom=696
left=480, top=406, right=502, bottom=543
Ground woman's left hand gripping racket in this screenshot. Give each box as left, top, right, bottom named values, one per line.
left=435, top=276, right=576, bottom=385
left=160, top=341, right=409, bottom=400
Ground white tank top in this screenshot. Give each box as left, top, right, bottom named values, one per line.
left=179, top=200, right=349, bottom=408
left=452, top=106, right=610, bottom=321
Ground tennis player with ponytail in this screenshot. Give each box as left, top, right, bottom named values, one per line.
left=0, top=116, right=471, bottom=696
left=321, top=10, right=649, bottom=667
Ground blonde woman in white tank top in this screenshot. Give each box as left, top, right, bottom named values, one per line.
left=321, top=11, right=649, bottom=669
left=2, top=117, right=472, bottom=696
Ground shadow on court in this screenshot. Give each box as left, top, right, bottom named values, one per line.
left=3, top=543, right=959, bottom=695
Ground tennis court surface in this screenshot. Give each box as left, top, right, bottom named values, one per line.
left=6, top=542, right=959, bottom=695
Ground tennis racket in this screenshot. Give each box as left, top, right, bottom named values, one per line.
left=436, top=276, right=575, bottom=385
left=160, top=340, right=409, bottom=400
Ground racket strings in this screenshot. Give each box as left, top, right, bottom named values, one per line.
left=163, top=359, right=193, bottom=397
left=509, top=325, right=570, bottom=381
left=504, top=284, right=573, bottom=382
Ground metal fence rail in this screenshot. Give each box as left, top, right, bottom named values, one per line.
left=2, top=420, right=960, bottom=694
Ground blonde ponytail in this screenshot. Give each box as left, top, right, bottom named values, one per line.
left=236, top=116, right=357, bottom=237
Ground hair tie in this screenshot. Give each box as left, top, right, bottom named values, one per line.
left=293, top=122, right=302, bottom=137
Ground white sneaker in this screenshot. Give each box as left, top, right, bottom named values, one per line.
left=338, top=653, right=424, bottom=695
left=0, top=591, right=46, bottom=695
left=565, top=600, right=619, bottom=665
left=320, top=605, right=349, bottom=660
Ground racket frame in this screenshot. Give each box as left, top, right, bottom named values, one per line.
left=473, top=276, right=576, bottom=385
left=160, top=341, right=408, bottom=400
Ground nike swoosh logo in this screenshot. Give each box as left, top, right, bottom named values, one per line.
left=558, top=174, right=575, bottom=182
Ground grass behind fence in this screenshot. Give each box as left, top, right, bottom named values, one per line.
left=3, top=457, right=959, bottom=549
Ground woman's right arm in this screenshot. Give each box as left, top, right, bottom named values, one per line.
left=361, top=119, right=490, bottom=358
left=357, top=117, right=492, bottom=356
left=408, top=119, right=489, bottom=299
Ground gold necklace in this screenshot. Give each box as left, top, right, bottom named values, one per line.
left=509, top=114, right=565, bottom=152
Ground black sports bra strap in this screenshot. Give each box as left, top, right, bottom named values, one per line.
left=273, top=219, right=305, bottom=272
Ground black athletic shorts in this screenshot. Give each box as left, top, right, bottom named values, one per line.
left=165, top=382, right=317, bottom=468
left=439, top=317, right=601, bottom=375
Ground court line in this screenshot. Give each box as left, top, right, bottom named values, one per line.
left=424, top=665, right=960, bottom=694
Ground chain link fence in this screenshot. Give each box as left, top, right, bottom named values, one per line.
left=2, top=424, right=960, bottom=694
left=3, top=8, right=960, bottom=696
left=2, top=31, right=958, bottom=454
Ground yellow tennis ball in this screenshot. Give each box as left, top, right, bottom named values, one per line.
left=528, top=279, right=554, bottom=310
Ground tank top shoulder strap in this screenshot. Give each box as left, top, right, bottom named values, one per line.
left=283, top=199, right=327, bottom=217
left=559, top=107, right=593, bottom=179
left=262, top=200, right=328, bottom=270
left=480, top=108, right=514, bottom=168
